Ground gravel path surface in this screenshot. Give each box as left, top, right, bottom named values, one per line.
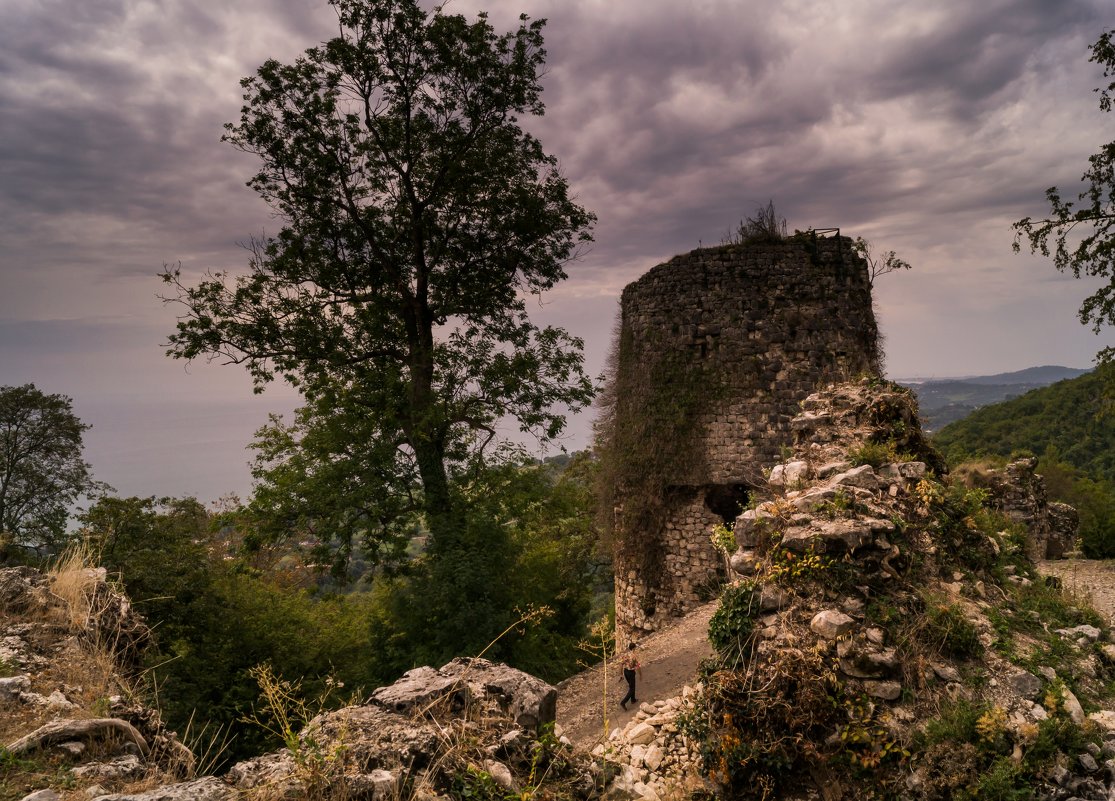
left=1038, top=559, right=1115, bottom=621
left=556, top=601, right=716, bottom=749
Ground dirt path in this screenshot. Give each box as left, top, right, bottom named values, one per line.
left=1038, top=559, right=1115, bottom=621
left=556, top=601, right=717, bottom=749
left=554, top=561, right=1115, bottom=750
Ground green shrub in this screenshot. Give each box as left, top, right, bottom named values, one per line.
left=708, top=582, right=758, bottom=660
left=1022, top=713, right=1091, bottom=772
left=967, top=757, right=1032, bottom=801
left=1012, top=579, right=1104, bottom=631
left=920, top=604, right=982, bottom=659
left=848, top=441, right=896, bottom=468
left=920, top=698, right=985, bottom=747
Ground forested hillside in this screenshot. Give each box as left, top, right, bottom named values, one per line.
left=902, top=365, right=1090, bottom=432
left=933, top=366, right=1114, bottom=480
left=933, top=365, right=1115, bottom=556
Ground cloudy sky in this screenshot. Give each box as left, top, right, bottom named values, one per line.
left=1, top=0, right=1112, bottom=504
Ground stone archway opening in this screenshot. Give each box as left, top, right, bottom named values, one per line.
left=703, top=483, right=751, bottom=526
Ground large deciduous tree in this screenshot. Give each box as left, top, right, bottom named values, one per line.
left=0, top=384, right=100, bottom=555
left=161, top=0, right=595, bottom=557
left=1013, top=31, right=1115, bottom=361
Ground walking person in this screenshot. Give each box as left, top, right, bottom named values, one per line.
left=619, top=642, right=642, bottom=710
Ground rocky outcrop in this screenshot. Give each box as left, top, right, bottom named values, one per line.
left=958, top=457, right=1080, bottom=559
left=664, top=379, right=1115, bottom=800
left=1, top=565, right=194, bottom=801
left=369, top=657, right=558, bottom=732
left=2, top=566, right=596, bottom=801
left=220, top=656, right=584, bottom=800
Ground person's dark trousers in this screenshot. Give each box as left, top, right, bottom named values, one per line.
left=621, top=668, right=637, bottom=708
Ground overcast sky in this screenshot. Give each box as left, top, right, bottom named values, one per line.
left=1, top=0, right=1112, bottom=504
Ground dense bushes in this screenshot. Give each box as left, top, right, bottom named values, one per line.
left=78, top=454, right=604, bottom=764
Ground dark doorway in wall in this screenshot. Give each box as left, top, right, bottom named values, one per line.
left=704, top=484, right=750, bottom=525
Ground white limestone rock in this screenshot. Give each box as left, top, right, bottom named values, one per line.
left=627, top=723, right=657, bottom=745
left=769, top=461, right=809, bottom=489
left=829, top=465, right=880, bottom=492
left=89, top=777, right=238, bottom=801
left=863, top=680, right=902, bottom=701
left=810, top=610, right=855, bottom=639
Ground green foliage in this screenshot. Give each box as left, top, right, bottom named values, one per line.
left=848, top=440, right=897, bottom=469
left=707, top=582, right=758, bottom=660
left=920, top=698, right=985, bottom=747
left=709, top=522, right=736, bottom=555
left=981, top=571, right=1104, bottom=687
left=0, top=747, right=75, bottom=801
left=851, top=236, right=912, bottom=287
left=1036, top=455, right=1115, bottom=557
left=965, top=758, right=1031, bottom=801
left=915, top=479, right=1001, bottom=573
left=1022, top=712, right=1092, bottom=772
left=245, top=397, right=418, bottom=577
left=242, top=665, right=351, bottom=799
left=452, top=765, right=508, bottom=801
left=0, top=384, right=105, bottom=557
left=81, top=496, right=213, bottom=630
left=686, top=647, right=850, bottom=798
left=360, top=455, right=601, bottom=682
left=1013, top=30, right=1115, bottom=363
left=920, top=603, right=982, bottom=659
left=837, top=696, right=910, bottom=772
left=81, top=496, right=388, bottom=763
left=159, top=0, right=595, bottom=595
left=914, top=700, right=1074, bottom=800
left=762, top=546, right=831, bottom=586
left=934, top=366, right=1115, bottom=483
left=596, top=323, right=730, bottom=600
left=1012, top=576, right=1104, bottom=630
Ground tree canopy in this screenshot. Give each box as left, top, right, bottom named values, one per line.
left=161, top=0, right=595, bottom=561
left=1013, top=31, right=1115, bottom=361
left=0, top=384, right=101, bottom=556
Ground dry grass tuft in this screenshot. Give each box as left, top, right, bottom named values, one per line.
left=45, top=539, right=104, bottom=632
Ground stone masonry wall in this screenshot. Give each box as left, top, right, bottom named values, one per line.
left=963, top=457, right=1080, bottom=560
left=609, top=235, right=880, bottom=643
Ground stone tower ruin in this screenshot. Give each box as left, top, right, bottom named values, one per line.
left=603, top=233, right=881, bottom=642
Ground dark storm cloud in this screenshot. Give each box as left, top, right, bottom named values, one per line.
left=1, top=0, right=1112, bottom=499
left=0, top=0, right=336, bottom=287
left=498, top=0, right=1110, bottom=267
left=865, top=0, right=1099, bottom=117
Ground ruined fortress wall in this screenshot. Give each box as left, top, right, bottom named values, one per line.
left=609, top=235, right=880, bottom=641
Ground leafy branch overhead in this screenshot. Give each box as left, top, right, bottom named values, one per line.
left=1013, top=30, right=1115, bottom=362
left=159, top=0, right=596, bottom=562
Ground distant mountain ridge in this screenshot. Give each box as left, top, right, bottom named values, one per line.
left=898, top=365, right=1091, bottom=432
left=931, top=364, right=1114, bottom=482
left=951, top=365, right=1091, bottom=386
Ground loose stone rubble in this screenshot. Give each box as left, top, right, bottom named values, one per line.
left=595, top=379, right=1115, bottom=800
left=591, top=689, right=707, bottom=801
